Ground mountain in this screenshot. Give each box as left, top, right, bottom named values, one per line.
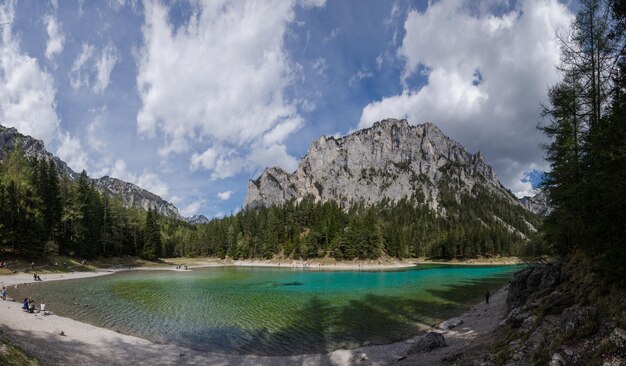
left=519, top=189, right=551, bottom=216
left=0, top=124, right=182, bottom=219
left=185, top=214, right=210, bottom=224
left=245, top=119, right=519, bottom=211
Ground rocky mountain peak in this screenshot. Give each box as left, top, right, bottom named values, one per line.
left=0, top=124, right=182, bottom=219
left=244, top=119, right=515, bottom=210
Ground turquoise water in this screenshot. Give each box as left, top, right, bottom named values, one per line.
left=19, top=265, right=520, bottom=355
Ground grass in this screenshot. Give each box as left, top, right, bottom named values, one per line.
left=0, top=333, right=40, bottom=366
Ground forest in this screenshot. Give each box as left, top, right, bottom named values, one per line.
left=540, top=0, right=625, bottom=284
left=0, top=143, right=542, bottom=261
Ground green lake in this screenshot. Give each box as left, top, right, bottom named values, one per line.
left=19, top=264, right=520, bottom=355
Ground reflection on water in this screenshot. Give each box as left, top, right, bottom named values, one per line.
left=20, top=264, right=520, bottom=355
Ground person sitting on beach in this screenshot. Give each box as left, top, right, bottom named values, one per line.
left=37, top=274, right=42, bottom=281
left=40, top=301, right=47, bottom=314
left=1, top=286, right=6, bottom=300
left=28, top=297, right=36, bottom=313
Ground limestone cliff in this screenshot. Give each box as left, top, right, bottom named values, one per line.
left=245, top=119, right=517, bottom=211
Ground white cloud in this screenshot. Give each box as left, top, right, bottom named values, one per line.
left=136, top=0, right=324, bottom=179
left=349, top=66, right=373, bottom=86
left=69, top=43, right=94, bottom=90
left=107, top=158, right=170, bottom=198
left=137, top=172, right=168, bottom=198
left=0, top=2, right=60, bottom=144
left=359, top=0, right=572, bottom=192
left=311, top=57, right=328, bottom=77
left=298, top=0, right=326, bottom=7
left=322, top=27, right=339, bottom=44
left=87, top=113, right=107, bottom=150
left=217, top=190, right=233, bottom=200
left=56, top=132, right=89, bottom=172
left=43, top=14, right=64, bottom=61
left=93, top=43, right=119, bottom=93
left=69, top=42, right=118, bottom=93
left=180, top=200, right=204, bottom=217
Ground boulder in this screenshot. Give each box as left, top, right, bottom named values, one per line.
left=507, top=265, right=561, bottom=311
left=560, top=305, right=599, bottom=335
left=609, top=327, right=626, bottom=349
left=549, top=353, right=566, bottom=366
left=439, top=317, right=464, bottom=330
left=406, top=332, right=446, bottom=355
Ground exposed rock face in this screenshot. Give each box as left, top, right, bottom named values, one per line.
left=94, top=176, right=181, bottom=218
left=185, top=214, right=210, bottom=225
left=0, top=124, right=182, bottom=219
left=0, top=125, right=78, bottom=179
left=507, top=264, right=562, bottom=310
left=520, top=189, right=551, bottom=216
left=406, top=332, right=446, bottom=355
left=245, top=119, right=518, bottom=210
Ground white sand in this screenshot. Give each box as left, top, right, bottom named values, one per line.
left=0, top=270, right=507, bottom=366
left=231, top=259, right=415, bottom=271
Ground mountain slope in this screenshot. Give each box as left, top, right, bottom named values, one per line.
left=0, top=124, right=181, bottom=219
left=519, top=189, right=551, bottom=216
left=245, top=119, right=518, bottom=211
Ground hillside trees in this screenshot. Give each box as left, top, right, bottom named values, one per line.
left=542, top=0, right=626, bottom=283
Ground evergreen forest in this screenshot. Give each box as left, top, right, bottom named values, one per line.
left=540, top=0, right=625, bottom=284
left=0, top=144, right=542, bottom=261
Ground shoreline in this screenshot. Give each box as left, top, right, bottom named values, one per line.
left=0, top=268, right=512, bottom=365
left=147, top=256, right=525, bottom=271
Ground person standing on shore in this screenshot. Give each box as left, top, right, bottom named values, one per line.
left=485, top=290, right=491, bottom=304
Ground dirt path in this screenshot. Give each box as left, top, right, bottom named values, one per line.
left=395, top=286, right=508, bottom=365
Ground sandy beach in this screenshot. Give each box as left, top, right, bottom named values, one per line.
left=0, top=266, right=509, bottom=365
left=230, top=259, right=416, bottom=271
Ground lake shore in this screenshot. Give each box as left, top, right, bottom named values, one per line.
left=145, top=256, right=524, bottom=271
left=0, top=267, right=511, bottom=365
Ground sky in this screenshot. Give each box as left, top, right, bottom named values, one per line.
left=0, top=0, right=573, bottom=218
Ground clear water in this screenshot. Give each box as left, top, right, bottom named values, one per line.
left=18, top=265, right=520, bottom=355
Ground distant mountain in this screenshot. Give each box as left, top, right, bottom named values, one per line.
left=520, top=189, right=551, bottom=216
left=245, top=119, right=519, bottom=212
left=185, top=214, right=210, bottom=225
left=0, top=124, right=182, bottom=219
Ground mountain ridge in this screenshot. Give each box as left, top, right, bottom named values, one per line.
left=245, top=118, right=520, bottom=212
left=0, top=124, right=183, bottom=219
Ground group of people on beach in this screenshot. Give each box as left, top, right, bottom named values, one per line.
left=22, top=297, right=46, bottom=314
left=175, top=265, right=187, bottom=270
left=33, top=273, right=43, bottom=281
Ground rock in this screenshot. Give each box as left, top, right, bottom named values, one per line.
left=406, top=332, right=446, bottom=355
left=244, top=119, right=520, bottom=214
left=504, top=307, right=528, bottom=327
left=560, top=305, right=599, bottom=335
left=609, top=327, right=626, bottom=349
left=519, top=189, right=551, bottom=216
left=549, top=353, right=566, bottom=366
left=439, top=317, right=464, bottom=330
left=0, top=124, right=182, bottom=219
left=58, top=330, right=65, bottom=336
left=520, top=315, right=537, bottom=334
left=507, top=265, right=561, bottom=311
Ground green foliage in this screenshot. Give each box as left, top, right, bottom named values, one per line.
left=541, top=0, right=626, bottom=285
left=0, top=146, right=543, bottom=262
left=0, top=150, right=148, bottom=259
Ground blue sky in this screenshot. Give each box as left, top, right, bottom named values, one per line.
left=0, top=0, right=572, bottom=218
